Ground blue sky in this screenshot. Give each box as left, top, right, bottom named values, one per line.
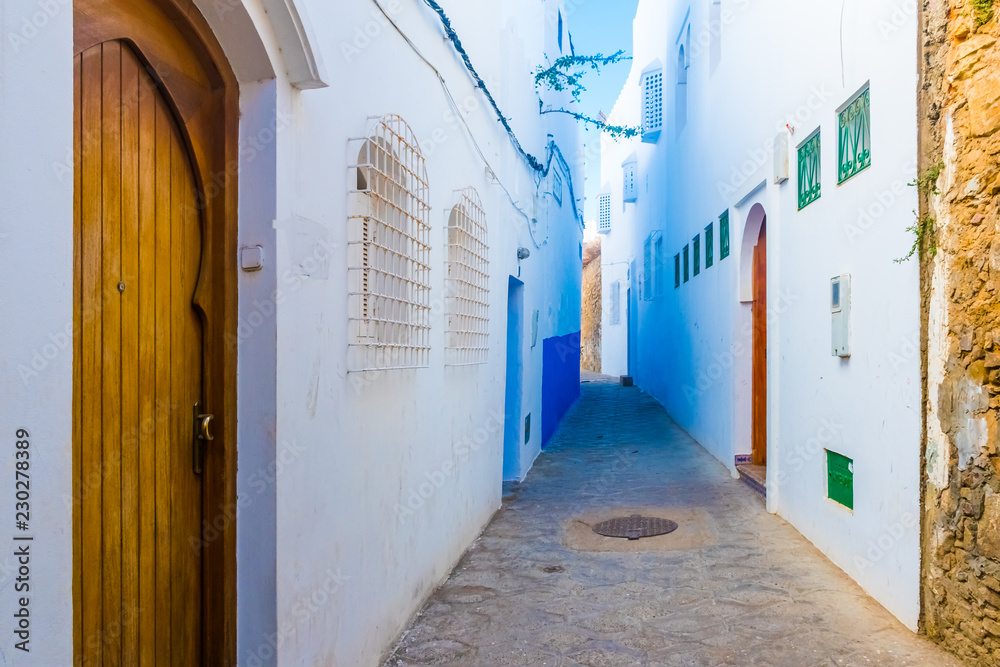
left=564, top=0, right=641, bottom=222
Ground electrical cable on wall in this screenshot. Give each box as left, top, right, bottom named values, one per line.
left=370, top=0, right=585, bottom=239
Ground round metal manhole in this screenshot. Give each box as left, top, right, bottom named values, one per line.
left=592, top=515, right=679, bottom=541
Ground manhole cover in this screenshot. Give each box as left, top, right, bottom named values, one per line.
left=592, top=515, right=678, bottom=540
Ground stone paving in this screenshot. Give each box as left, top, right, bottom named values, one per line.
left=384, top=373, right=964, bottom=666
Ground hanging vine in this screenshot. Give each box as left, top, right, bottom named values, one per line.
left=534, top=51, right=642, bottom=139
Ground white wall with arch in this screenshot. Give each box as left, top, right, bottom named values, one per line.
left=601, top=0, right=923, bottom=631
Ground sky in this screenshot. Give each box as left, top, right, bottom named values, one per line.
left=564, top=0, right=641, bottom=223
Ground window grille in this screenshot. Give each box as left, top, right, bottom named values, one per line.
left=610, top=280, right=621, bottom=325
left=705, top=223, right=714, bottom=268
left=642, top=69, right=663, bottom=143
left=683, top=244, right=690, bottom=282
left=558, top=11, right=564, bottom=53
left=693, top=234, right=701, bottom=277
left=622, top=155, right=638, bottom=203
left=552, top=169, right=563, bottom=206
left=676, top=47, right=687, bottom=133
left=654, top=233, right=664, bottom=297
left=598, top=193, right=612, bottom=233
left=348, top=114, right=431, bottom=372
left=798, top=130, right=822, bottom=210
left=710, top=0, right=722, bottom=71
left=445, top=187, right=490, bottom=366
left=643, top=237, right=652, bottom=300
left=674, top=253, right=681, bottom=289
left=720, top=210, right=730, bottom=259
left=839, top=87, right=871, bottom=184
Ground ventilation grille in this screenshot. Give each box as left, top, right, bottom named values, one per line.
left=598, top=193, right=612, bottom=233
left=348, top=114, right=431, bottom=372
left=642, top=70, right=663, bottom=134
left=445, top=187, right=490, bottom=366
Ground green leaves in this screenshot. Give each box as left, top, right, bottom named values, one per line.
left=534, top=52, right=641, bottom=141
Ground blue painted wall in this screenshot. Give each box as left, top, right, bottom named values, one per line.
left=542, top=331, right=582, bottom=446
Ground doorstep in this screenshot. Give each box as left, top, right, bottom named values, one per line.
left=737, top=464, right=766, bottom=500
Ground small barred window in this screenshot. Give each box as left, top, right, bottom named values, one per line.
left=642, top=68, right=663, bottom=143
left=446, top=188, right=490, bottom=366
left=348, top=114, right=431, bottom=372
left=598, top=193, right=612, bottom=233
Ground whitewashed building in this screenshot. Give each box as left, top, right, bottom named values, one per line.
left=600, top=0, right=923, bottom=630
left=0, top=0, right=583, bottom=664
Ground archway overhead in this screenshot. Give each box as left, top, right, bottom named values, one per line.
left=738, top=202, right=767, bottom=303
left=263, top=0, right=329, bottom=88
left=195, top=0, right=329, bottom=89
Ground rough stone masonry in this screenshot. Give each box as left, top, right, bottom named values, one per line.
left=920, top=0, right=1000, bottom=663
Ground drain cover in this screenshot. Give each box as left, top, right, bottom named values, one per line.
left=592, top=515, right=678, bottom=540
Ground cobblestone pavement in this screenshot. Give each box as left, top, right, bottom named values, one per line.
left=384, top=374, right=964, bottom=666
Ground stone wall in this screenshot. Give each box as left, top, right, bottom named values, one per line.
left=921, top=0, right=1000, bottom=662
left=581, top=240, right=602, bottom=373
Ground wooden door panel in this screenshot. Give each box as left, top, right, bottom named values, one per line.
left=752, top=224, right=767, bottom=467
left=74, top=40, right=204, bottom=666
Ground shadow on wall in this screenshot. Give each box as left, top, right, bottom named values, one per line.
left=543, top=331, right=582, bottom=446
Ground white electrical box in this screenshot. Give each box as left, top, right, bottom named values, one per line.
left=831, top=274, right=851, bottom=358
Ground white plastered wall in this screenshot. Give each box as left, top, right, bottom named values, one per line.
left=601, top=0, right=923, bottom=630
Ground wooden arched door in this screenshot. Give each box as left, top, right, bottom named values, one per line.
left=72, top=1, right=238, bottom=664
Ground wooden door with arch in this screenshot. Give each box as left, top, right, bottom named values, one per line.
left=72, top=0, right=239, bottom=663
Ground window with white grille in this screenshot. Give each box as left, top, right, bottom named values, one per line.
left=610, top=280, right=621, bottom=325
left=598, top=193, right=612, bottom=233
left=654, top=234, right=664, bottom=297
left=642, top=67, right=663, bottom=143
left=445, top=187, right=490, bottom=366
left=643, top=231, right=662, bottom=300
left=348, top=114, right=431, bottom=372
left=622, top=154, right=638, bottom=203
left=643, top=238, right=652, bottom=300
left=676, top=47, right=688, bottom=133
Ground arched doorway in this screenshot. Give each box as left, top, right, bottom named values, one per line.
left=72, top=1, right=238, bottom=663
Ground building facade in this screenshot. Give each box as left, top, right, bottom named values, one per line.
left=0, top=0, right=582, bottom=664
left=600, top=0, right=923, bottom=630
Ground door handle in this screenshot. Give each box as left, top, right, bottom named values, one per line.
left=193, top=402, right=215, bottom=475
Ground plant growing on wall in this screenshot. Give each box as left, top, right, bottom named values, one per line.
left=973, top=0, right=995, bottom=27
left=535, top=51, right=641, bottom=140
left=896, top=162, right=944, bottom=263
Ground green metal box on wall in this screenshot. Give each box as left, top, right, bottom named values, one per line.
left=827, top=450, right=854, bottom=510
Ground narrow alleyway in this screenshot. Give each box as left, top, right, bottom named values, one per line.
left=385, top=374, right=962, bottom=667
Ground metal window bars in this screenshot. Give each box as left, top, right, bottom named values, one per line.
left=445, top=187, right=490, bottom=366
left=348, top=114, right=432, bottom=372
